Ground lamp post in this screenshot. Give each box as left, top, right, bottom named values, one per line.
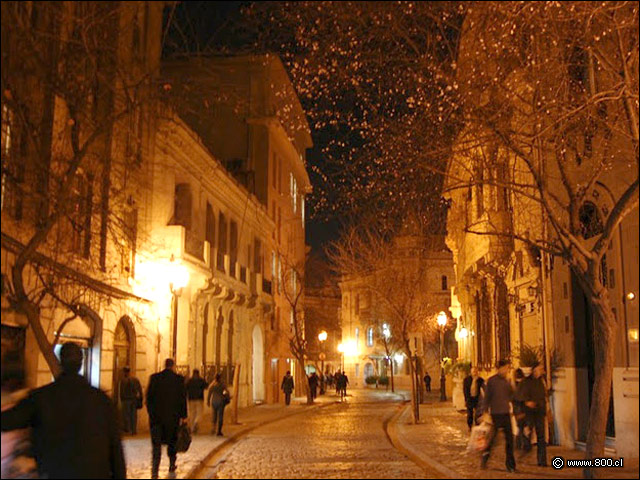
left=337, top=343, right=345, bottom=373
left=437, top=311, right=448, bottom=402
left=318, top=331, right=327, bottom=393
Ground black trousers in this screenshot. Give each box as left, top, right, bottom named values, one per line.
left=212, top=403, right=225, bottom=434
left=483, top=413, right=516, bottom=470
left=150, top=423, right=177, bottom=475
left=466, top=397, right=481, bottom=428
left=524, top=410, right=547, bottom=465
left=284, top=392, right=292, bottom=405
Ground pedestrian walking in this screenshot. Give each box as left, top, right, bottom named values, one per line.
left=512, top=368, right=527, bottom=450
left=146, top=358, right=188, bottom=479
left=337, top=370, right=349, bottom=400
left=463, top=366, right=485, bottom=430
left=186, top=369, right=208, bottom=434
left=1, top=349, right=36, bottom=478
left=1, top=342, right=126, bottom=479
left=334, top=371, right=342, bottom=395
left=206, top=374, right=229, bottom=436
left=481, top=359, right=516, bottom=473
left=281, top=370, right=294, bottom=405
left=423, top=372, right=431, bottom=393
left=308, top=371, right=319, bottom=400
left=119, top=365, right=143, bottom=435
left=515, top=362, right=548, bottom=466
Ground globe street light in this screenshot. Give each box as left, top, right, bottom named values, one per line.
left=437, top=311, right=448, bottom=402
left=318, top=330, right=327, bottom=393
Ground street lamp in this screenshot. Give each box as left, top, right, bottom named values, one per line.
left=437, top=311, right=448, bottom=402
left=318, top=331, right=327, bottom=393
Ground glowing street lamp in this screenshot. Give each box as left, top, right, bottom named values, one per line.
left=437, top=311, right=448, bottom=402
left=318, top=331, right=327, bottom=390
left=337, top=343, right=345, bottom=372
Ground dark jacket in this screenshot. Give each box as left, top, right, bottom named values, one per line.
left=1, top=373, right=126, bottom=479
left=463, top=375, right=485, bottom=403
left=281, top=375, right=294, bottom=393
left=185, top=376, right=208, bottom=400
left=119, top=375, right=142, bottom=402
left=515, top=376, right=547, bottom=413
left=146, top=368, right=187, bottom=428
left=308, top=373, right=319, bottom=388
left=207, top=381, right=227, bottom=407
left=482, top=373, right=513, bottom=415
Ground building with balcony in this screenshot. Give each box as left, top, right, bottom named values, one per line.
left=445, top=4, right=638, bottom=458
left=162, top=54, right=312, bottom=403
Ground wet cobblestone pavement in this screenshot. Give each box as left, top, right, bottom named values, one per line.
left=204, top=390, right=431, bottom=479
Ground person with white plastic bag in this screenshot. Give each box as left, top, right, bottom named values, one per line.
left=480, top=359, right=516, bottom=472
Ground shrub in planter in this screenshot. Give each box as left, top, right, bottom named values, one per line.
left=365, top=375, right=379, bottom=385
left=378, top=376, right=390, bottom=386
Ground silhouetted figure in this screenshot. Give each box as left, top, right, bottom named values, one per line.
left=463, top=366, right=485, bottom=430
left=1, top=342, right=126, bottom=479
left=186, top=369, right=208, bottom=433
left=207, top=374, right=229, bottom=436
left=513, top=368, right=526, bottom=450
left=308, top=372, right=319, bottom=400
left=146, top=358, right=187, bottom=479
left=119, top=365, right=143, bottom=435
left=515, top=363, right=548, bottom=467
left=337, top=370, right=349, bottom=400
left=423, top=372, right=432, bottom=393
left=281, top=371, right=294, bottom=405
left=481, top=359, right=516, bottom=473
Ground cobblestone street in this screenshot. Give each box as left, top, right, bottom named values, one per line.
left=200, top=389, right=431, bottom=479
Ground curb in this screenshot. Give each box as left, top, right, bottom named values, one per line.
left=385, top=403, right=461, bottom=479
left=186, top=400, right=334, bottom=478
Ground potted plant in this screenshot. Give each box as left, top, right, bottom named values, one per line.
left=364, top=375, right=379, bottom=388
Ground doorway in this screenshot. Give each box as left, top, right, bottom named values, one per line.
left=252, top=325, right=264, bottom=404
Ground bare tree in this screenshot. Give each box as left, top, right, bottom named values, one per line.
left=328, top=218, right=446, bottom=422
left=445, top=3, right=638, bottom=475
left=1, top=2, right=167, bottom=376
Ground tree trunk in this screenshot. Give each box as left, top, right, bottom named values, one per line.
left=390, top=357, right=395, bottom=393
left=583, top=302, right=617, bottom=479
left=12, top=264, right=61, bottom=377
left=408, top=351, right=419, bottom=423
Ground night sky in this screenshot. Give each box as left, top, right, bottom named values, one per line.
left=162, top=1, right=462, bottom=251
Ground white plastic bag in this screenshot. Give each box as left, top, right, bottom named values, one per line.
left=468, top=422, right=493, bottom=453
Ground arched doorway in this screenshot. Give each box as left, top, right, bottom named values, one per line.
left=252, top=324, right=265, bottom=403
left=112, top=316, right=135, bottom=400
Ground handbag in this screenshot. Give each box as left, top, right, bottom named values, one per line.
left=223, top=390, right=231, bottom=406
left=175, top=423, right=192, bottom=453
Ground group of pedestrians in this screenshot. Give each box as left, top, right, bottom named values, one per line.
left=280, top=369, right=350, bottom=405
left=1, top=343, right=232, bottom=479
left=464, top=359, right=549, bottom=473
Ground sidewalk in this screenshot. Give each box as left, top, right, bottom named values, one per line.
left=389, top=393, right=639, bottom=479
left=123, top=394, right=335, bottom=479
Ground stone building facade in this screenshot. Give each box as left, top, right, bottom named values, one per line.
left=1, top=2, right=313, bottom=430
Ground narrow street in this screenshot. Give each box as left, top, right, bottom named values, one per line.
left=199, top=390, right=431, bottom=479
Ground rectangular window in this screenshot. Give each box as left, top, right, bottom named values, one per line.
left=563, top=282, right=568, bottom=299
left=355, top=327, right=360, bottom=348
left=301, top=195, right=305, bottom=223
left=290, top=173, right=297, bottom=213
left=366, top=327, right=374, bottom=347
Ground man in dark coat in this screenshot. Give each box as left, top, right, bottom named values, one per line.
left=463, top=366, right=485, bottom=430
left=281, top=370, right=294, bottom=405
left=515, top=363, right=548, bottom=466
left=146, top=358, right=187, bottom=479
left=481, top=359, right=516, bottom=472
left=1, top=342, right=126, bottom=479
left=119, top=366, right=143, bottom=435
left=308, top=372, right=319, bottom=400
left=423, top=372, right=432, bottom=393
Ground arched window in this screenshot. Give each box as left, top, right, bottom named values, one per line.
left=579, top=202, right=604, bottom=239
